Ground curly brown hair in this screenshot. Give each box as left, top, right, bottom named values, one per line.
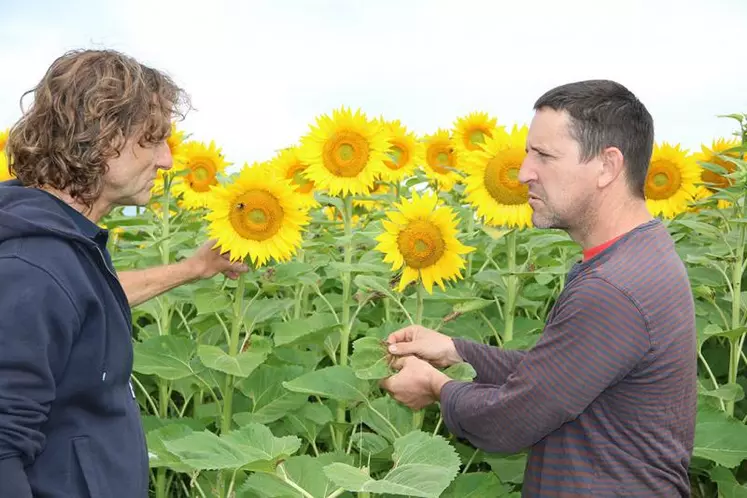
left=6, top=49, right=191, bottom=206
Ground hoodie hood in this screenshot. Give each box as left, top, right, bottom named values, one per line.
left=0, top=179, right=98, bottom=248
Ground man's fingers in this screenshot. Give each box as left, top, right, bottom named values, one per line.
left=386, top=340, right=420, bottom=357
left=385, top=325, right=419, bottom=345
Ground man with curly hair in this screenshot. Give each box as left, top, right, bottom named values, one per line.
left=0, top=49, right=248, bottom=497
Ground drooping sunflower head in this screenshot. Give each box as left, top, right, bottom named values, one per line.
left=692, top=137, right=743, bottom=209
left=378, top=119, right=423, bottom=183
left=421, top=129, right=462, bottom=191
left=205, top=162, right=310, bottom=266
left=172, top=140, right=231, bottom=210
left=452, top=111, right=500, bottom=154
left=0, top=127, right=12, bottom=182
left=375, top=190, right=475, bottom=294
left=462, top=124, right=532, bottom=229
left=644, top=142, right=701, bottom=219
left=298, top=106, right=390, bottom=197
left=269, top=146, right=319, bottom=208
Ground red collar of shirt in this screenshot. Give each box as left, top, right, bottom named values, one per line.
left=583, top=234, right=625, bottom=261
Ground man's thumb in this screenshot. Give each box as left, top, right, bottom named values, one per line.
left=387, top=342, right=416, bottom=356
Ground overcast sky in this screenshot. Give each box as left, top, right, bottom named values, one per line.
left=2, top=0, right=746, bottom=172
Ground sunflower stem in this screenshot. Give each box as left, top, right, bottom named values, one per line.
left=294, top=248, right=305, bottom=319
left=412, top=283, right=425, bottom=430
left=726, top=186, right=746, bottom=416
left=466, top=214, right=475, bottom=278
left=156, top=175, right=173, bottom=498
left=222, top=272, right=245, bottom=435
left=503, top=229, right=518, bottom=344
left=336, top=195, right=355, bottom=445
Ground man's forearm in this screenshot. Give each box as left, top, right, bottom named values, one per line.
left=117, top=261, right=201, bottom=307
left=0, top=457, right=32, bottom=498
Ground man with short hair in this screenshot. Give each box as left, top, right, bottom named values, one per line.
left=381, top=80, right=697, bottom=497
left=0, top=49, right=248, bottom=497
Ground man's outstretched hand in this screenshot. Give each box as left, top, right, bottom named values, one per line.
left=187, top=239, right=249, bottom=280
left=385, top=325, right=463, bottom=368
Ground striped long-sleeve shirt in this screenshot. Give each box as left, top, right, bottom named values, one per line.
left=440, top=219, right=697, bottom=497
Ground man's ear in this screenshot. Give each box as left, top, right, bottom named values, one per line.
left=598, top=146, right=625, bottom=189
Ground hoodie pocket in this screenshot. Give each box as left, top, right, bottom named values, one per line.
left=72, top=437, right=103, bottom=498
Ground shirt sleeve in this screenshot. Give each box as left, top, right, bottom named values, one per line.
left=0, top=257, right=80, bottom=471
left=440, top=277, right=650, bottom=454
left=452, top=338, right=527, bottom=386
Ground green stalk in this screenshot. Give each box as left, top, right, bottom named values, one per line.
left=293, top=249, right=305, bottom=319
left=466, top=214, right=475, bottom=277
left=336, top=196, right=355, bottom=444
left=726, top=195, right=746, bottom=416
left=221, top=272, right=246, bottom=433
left=412, top=283, right=425, bottom=430
left=503, top=229, right=518, bottom=344
left=156, top=177, right=172, bottom=498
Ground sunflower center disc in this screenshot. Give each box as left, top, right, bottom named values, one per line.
left=702, top=157, right=735, bottom=190
left=645, top=160, right=683, bottom=200
left=427, top=144, right=453, bottom=175
left=322, top=131, right=370, bottom=177
left=484, top=157, right=528, bottom=205
left=385, top=144, right=408, bottom=171
left=397, top=219, right=446, bottom=269
left=229, top=189, right=284, bottom=241
left=188, top=162, right=216, bottom=192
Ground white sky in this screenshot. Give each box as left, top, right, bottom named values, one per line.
left=2, top=0, right=746, bottom=172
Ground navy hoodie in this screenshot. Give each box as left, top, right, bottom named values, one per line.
left=0, top=180, right=149, bottom=497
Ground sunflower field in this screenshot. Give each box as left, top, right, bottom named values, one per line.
left=4, top=108, right=745, bottom=497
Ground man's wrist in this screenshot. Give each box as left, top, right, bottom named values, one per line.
left=430, top=370, right=452, bottom=399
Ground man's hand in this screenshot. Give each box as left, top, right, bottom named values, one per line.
left=385, top=325, right=463, bottom=368
left=380, top=356, right=452, bottom=410
left=186, top=239, right=249, bottom=280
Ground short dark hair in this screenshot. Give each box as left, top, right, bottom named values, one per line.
left=533, top=79, right=654, bottom=198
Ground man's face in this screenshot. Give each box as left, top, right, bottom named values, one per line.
left=103, top=134, right=172, bottom=207
left=518, top=108, right=601, bottom=232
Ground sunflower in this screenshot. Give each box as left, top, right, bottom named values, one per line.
left=205, top=162, right=310, bottom=265
left=453, top=111, right=500, bottom=155
left=693, top=137, right=743, bottom=209
left=421, top=129, right=462, bottom=191
left=644, top=142, right=701, bottom=219
left=172, top=140, right=231, bottom=210
left=375, top=190, right=475, bottom=294
left=151, top=122, right=189, bottom=196
left=462, top=124, right=531, bottom=229
left=0, top=128, right=13, bottom=182
left=298, top=106, right=390, bottom=197
left=378, top=119, right=423, bottom=183
left=269, top=146, right=319, bottom=208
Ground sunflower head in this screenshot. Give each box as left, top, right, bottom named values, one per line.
left=205, top=162, right=310, bottom=266
left=151, top=122, right=189, bottom=195
left=462, top=124, right=532, bottom=229
left=269, top=146, right=319, bottom=208
left=172, top=140, right=231, bottom=210
left=375, top=190, right=475, bottom=294
left=421, top=129, right=462, bottom=191
left=298, top=106, right=390, bottom=197
left=377, top=119, right=423, bottom=183
left=0, top=128, right=12, bottom=182
left=695, top=137, right=742, bottom=192
left=452, top=111, right=500, bottom=154
left=644, top=142, right=700, bottom=219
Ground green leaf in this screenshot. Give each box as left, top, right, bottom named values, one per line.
left=709, top=466, right=747, bottom=498
left=356, top=396, right=413, bottom=443
left=452, top=298, right=493, bottom=314
left=703, top=325, right=747, bottom=343
left=240, top=452, right=354, bottom=498
left=245, top=298, right=294, bottom=327
left=444, top=362, right=477, bottom=382
left=235, top=364, right=308, bottom=424
left=693, top=406, right=747, bottom=468
left=698, top=382, right=745, bottom=403
left=354, top=274, right=395, bottom=295
left=197, top=345, right=269, bottom=378
left=674, top=219, right=725, bottom=240
left=271, top=312, right=340, bottom=347
left=441, top=472, right=515, bottom=498
left=483, top=453, right=528, bottom=484
left=350, top=336, right=394, bottom=380
left=323, top=431, right=461, bottom=498
left=193, top=288, right=232, bottom=315
left=133, top=336, right=197, bottom=380
left=145, top=423, right=195, bottom=471
left=163, top=423, right=301, bottom=471
left=283, top=365, right=371, bottom=402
